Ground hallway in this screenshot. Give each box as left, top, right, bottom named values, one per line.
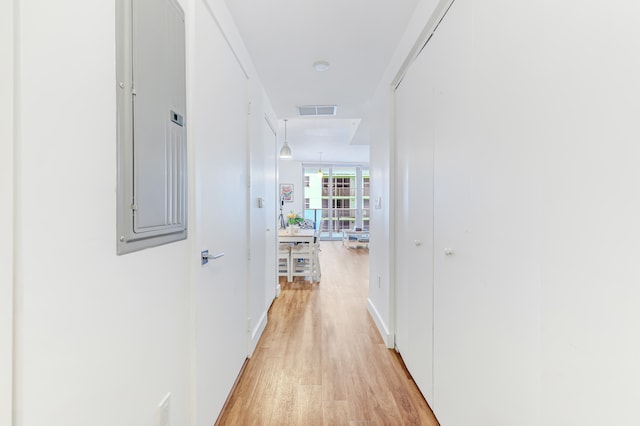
left=216, top=241, right=439, bottom=425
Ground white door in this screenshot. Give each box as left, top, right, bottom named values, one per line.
left=429, top=3, right=474, bottom=419
left=394, top=1, right=474, bottom=416
left=192, top=4, right=250, bottom=423
left=430, top=2, right=539, bottom=423
left=394, top=37, right=436, bottom=400
left=395, top=1, right=542, bottom=423
left=248, top=115, right=277, bottom=354
left=0, top=39, right=13, bottom=421
left=262, top=118, right=278, bottom=302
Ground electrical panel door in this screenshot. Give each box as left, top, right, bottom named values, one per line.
left=116, top=0, right=187, bottom=254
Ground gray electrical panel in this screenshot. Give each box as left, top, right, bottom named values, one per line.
left=116, top=0, right=187, bottom=254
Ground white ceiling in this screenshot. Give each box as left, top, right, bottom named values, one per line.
left=223, top=0, right=421, bottom=163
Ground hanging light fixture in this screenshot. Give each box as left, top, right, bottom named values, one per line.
left=317, top=152, right=323, bottom=178
left=279, top=119, right=292, bottom=159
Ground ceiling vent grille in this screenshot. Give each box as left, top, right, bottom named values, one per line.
left=298, top=105, right=337, bottom=116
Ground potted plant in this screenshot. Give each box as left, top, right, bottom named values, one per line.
left=286, top=211, right=303, bottom=233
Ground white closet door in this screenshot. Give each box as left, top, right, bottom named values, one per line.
left=394, top=34, right=436, bottom=401
left=192, top=3, right=250, bottom=423
left=429, top=1, right=475, bottom=422
left=427, top=1, right=540, bottom=424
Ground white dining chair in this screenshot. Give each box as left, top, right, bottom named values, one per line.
left=290, top=241, right=322, bottom=282
left=310, top=240, right=321, bottom=282
left=278, top=244, right=292, bottom=282
left=290, top=243, right=316, bottom=282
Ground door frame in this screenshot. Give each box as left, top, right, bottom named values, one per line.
left=263, top=114, right=279, bottom=301
left=1, top=3, right=15, bottom=421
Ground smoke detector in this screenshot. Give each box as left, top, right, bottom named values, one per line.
left=313, top=61, right=330, bottom=72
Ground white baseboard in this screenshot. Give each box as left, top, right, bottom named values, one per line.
left=367, top=298, right=393, bottom=348
left=248, top=309, right=268, bottom=357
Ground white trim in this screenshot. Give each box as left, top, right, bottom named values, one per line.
left=389, top=82, right=398, bottom=355
left=392, top=0, right=457, bottom=89
left=264, top=113, right=277, bottom=135
left=1, top=1, right=16, bottom=424
left=367, top=298, right=393, bottom=348
left=248, top=309, right=268, bottom=357
left=201, top=0, right=249, bottom=79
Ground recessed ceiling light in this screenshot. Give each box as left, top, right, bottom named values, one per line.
left=313, top=61, right=330, bottom=72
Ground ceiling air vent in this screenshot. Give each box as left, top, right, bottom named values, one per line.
left=298, top=105, right=337, bottom=116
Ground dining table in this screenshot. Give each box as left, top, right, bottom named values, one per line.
left=277, top=228, right=316, bottom=244
left=278, top=228, right=320, bottom=283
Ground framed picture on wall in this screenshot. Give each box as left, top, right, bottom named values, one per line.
left=280, top=184, right=294, bottom=202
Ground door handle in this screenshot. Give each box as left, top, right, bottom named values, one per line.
left=201, top=250, right=225, bottom=265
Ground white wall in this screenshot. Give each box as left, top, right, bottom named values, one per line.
left=366, top=0, right=440, bottom=347
left=374, top=0, right=640, bottom=424
left=1, top=1, right=15, bottom=424
left=366, top=87, right=393, bottom=345
left=538, top=1, right=640, bottom=423
left=278, top=159, right=304, bottom=217
left=14, top=1, right=191, bottom=424
left=10, top=0, right=277, bottom=425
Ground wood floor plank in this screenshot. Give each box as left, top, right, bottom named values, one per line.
left=267, top=367, right=299, bottom=425
left=239, top=356, right=283, bottom=425
left=295, top=385, right=323, bottom=426
left=323, top=400, right=350, bottom=426
left=216, top=241, right=439, bottom=425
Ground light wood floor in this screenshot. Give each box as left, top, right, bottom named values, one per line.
left=216, top=241, right=439, bottom=425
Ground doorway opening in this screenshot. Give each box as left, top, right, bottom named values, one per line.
left=302, top=165, right=370, bottom=240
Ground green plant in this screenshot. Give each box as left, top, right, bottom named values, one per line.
left=286, top=211, right=303, bottom=225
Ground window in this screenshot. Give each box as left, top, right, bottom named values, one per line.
left=303, top=165, right=369, bottom=238
left=361, top=170, right=370, bottom=230
left=334, top=199, right=350, bottom=209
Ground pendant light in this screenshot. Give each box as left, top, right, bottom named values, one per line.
left=279, top=119, right=292, bottom=159
left=317, top=152, right=323, bottom=178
